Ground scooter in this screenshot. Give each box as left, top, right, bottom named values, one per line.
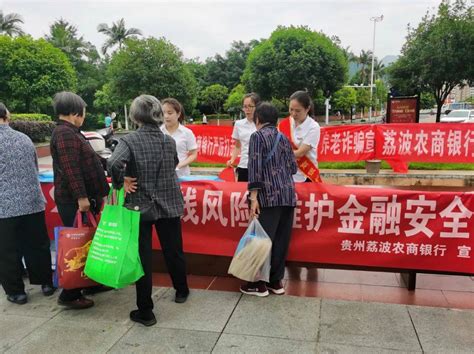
left=81, top=127, right=119, bottom=160
left=96, top=127, right=119, bottom=151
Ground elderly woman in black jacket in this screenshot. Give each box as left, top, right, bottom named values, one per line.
left=108, top=95, right=189, bottom=327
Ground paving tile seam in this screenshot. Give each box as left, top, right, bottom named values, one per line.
left=439, top=290, right=454, bottom=308
left=406, top=305, right=425, bottom=353
left=318, top=340, right=424, bottom=353
left=219, top=331, right=319, bottom=343
left=152, top=324, right=222, bottom=334
left=4, top=311, right=62, bottom=353
left=206, top=276, right=218, bottom=290
left=105, top=325, right=135, bottom=354
left=316, top=297, right=323, bottom=343
left=210, top=293, right=243, bottom=353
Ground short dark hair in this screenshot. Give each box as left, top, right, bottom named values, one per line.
left=162, top=98, right=185, bottom=123
left=254, top=102, right=279, bottom=126
left=0, top=102, right=8, bottom=119
left=242, top=92, right=261, bottom=106
left=290, top=90, right=315, bottom=117
left=52, top=91, right=87, bottom=117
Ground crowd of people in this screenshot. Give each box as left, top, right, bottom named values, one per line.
left=0, top=89, right=321, bottom=327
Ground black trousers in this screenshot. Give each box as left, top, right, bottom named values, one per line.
left=136, top=217, right=188, bottom=312
left=56, top=201, right=101, bottom=301
left=0, top=211, right=53, bottom=295
left=236, top=167, right=249, bottom=182
left=257, top=206, right=295, bottom=283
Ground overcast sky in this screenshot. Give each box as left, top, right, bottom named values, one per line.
left=2, top=0, right=442, bottom=61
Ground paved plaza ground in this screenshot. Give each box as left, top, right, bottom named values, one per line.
left=1, top=280, right=473, bottom=353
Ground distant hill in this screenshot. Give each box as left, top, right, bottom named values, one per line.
left=381, top=55, right=398, bottom=67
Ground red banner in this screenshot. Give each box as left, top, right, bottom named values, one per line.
left=375, top=123, right=474, bottom=164
left=319, top=124, right=376, bottom=161
left=188, top=124, right=474, bottom=169
left=188, top=125, right=235, bottom=164
left=42, top=182, right=474, bottom=274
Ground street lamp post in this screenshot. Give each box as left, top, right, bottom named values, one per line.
left=369, top=14, right=383, bottom=122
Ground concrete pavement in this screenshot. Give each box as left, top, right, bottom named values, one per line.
left=1, top=282, right=473, bottom=353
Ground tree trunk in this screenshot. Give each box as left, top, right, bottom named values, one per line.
left=435, top=99, right=443, bottom=123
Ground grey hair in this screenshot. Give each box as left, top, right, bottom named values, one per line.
left=0, top=102, right=9, bottom=120
left=129, top=95, right=163, bottom=126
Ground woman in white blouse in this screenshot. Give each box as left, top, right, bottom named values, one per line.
left=286, top=91, right=321, bottom=182
left=161, top=98, right=198, bottom=177
left=226, top=93, right=261, bottom=181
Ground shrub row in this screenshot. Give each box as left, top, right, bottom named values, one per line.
left=206, top=114, right=232, bottom=120
left=10, top=113, right=53, bottom=122
left=10, top=121, right=56, bottom=143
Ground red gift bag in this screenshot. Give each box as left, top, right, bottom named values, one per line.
left=56, top=211, right=99, bottom=289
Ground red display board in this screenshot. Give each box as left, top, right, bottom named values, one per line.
left=386, top=96, right=420, bottom=123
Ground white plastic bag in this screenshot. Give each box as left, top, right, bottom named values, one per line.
left=228, top=218, right=272, bottom=282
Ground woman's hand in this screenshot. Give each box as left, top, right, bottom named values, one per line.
left=249, top=198, right=260, bottom=219
left=78, top=197, right=90, bottom=212
left=226, top=159, right=236, bottom=168
left=124, top=177, right=138, bottom=195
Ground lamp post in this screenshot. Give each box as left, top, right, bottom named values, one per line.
left=369, top=14, right=383, bottom=122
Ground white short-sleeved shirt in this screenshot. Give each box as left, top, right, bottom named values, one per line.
left=161, top=124, right=197, bottom=177
left=231, top=118, right=257, bottom=169
left=291, top=116, right=321, bottom=182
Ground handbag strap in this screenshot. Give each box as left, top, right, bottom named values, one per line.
left=264, top=132, right=282, bottom=166
left=73, top=211, right=97, bottom=228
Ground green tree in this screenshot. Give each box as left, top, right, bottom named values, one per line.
left=185, top=58, right=208, bottom=92
left=93, top=83, right=123, bottom=118
left=106, top=37, right=197, bottom=113
left=46, top=19, right=106, bottom=111
left=97, top=18, right=142, bottom=54
left=205, top=40, right=259, bottom=89
left=373, top=59, right=386, bottom=82
left=357, top=49, right=373, bottom=85
left=46, top=19, right=90, bottom=66
left=0, top=36, right=76, bottom=112
left=224, top=84, right=246, bottom=118
left=420, top=92, right=436, bottom=109
left=388, top=0, right=474, bottom=121
left=333, top=87, right=357, bottom=117
left=200, top=84, right=229, bottom=116
left=0, top=11, right=24, bottom=37
left=356, top=88, right=371, bottom=117
left=374, top=79, right=388, bottom=112
left=243, top=26, right=347, bottom=104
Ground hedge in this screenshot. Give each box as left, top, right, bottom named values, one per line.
left=10, top=121, right=56, bottom=143
left=10, top=113, right=52, bottom=122
left=206, top=114, right=231, bottom=120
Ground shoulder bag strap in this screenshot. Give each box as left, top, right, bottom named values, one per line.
left=264, top=132, right=282, bottom=166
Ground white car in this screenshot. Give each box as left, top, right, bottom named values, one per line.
left=440, top=109, right=474, bottom=123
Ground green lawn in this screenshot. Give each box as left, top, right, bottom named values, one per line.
left=191, top=161, right=474, bottom=170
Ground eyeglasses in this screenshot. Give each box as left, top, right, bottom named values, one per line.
left=242, top=105, right=256, bottom=110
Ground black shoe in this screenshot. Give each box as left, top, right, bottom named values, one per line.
left=58, top=296, right=94, bottom=310
left=175, top=290, right=189, bottom=304
left=130, top=310, right=157, bottom=327
left=41, top=284, right=57, bottom=297
left=82, top=285, right=114, bottom=296
left=7, top=294, right=27, bottom=305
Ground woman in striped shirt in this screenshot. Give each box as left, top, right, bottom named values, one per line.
left=240, top=102, right=297, bottom=297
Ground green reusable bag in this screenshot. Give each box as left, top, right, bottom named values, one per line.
left=84, top=188, right=144, bottom=288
